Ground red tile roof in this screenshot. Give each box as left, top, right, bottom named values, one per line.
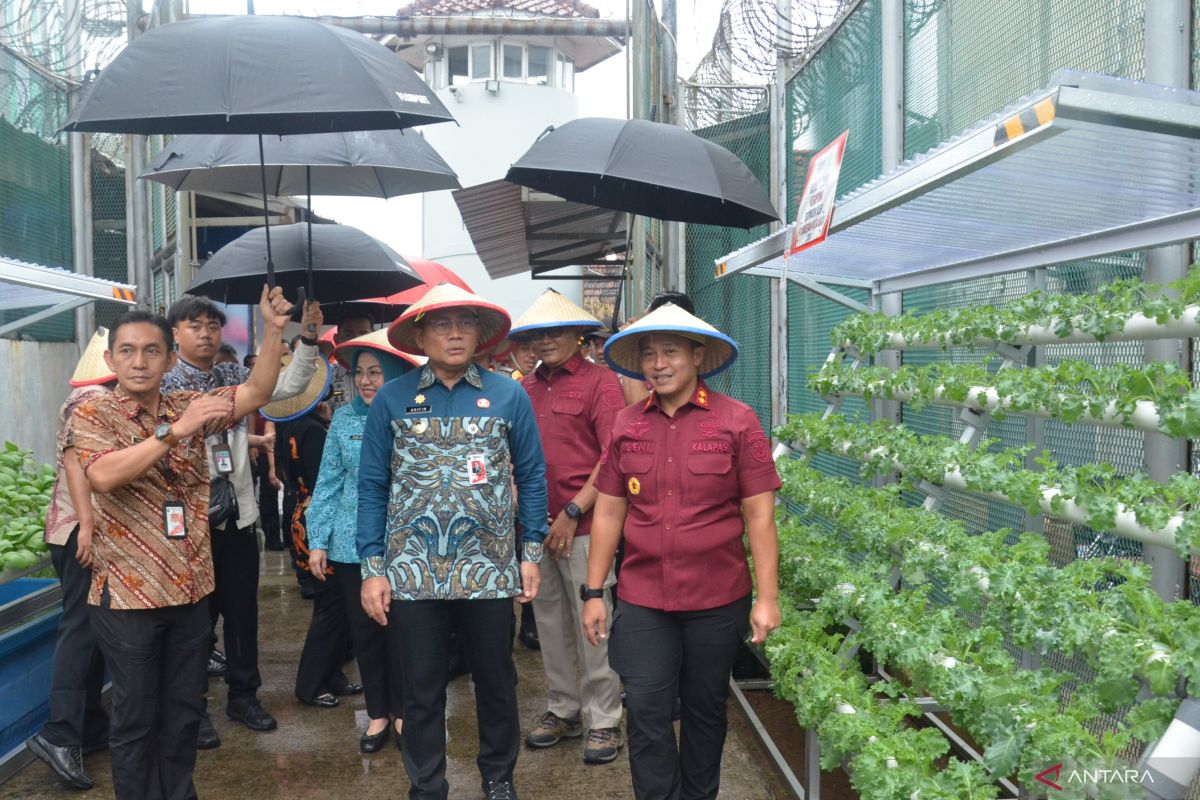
left=396, top=0, right=600, bottom=18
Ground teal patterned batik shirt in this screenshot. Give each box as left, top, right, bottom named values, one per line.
left=357, top=363, right=548, bottom=601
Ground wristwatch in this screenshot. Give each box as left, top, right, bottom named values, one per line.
left=564, top=501, right=583, bottom=521
left=154, top=422, right=178, bottom=446
left=580, top=584, right=604, bottom=602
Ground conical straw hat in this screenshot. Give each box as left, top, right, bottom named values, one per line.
left=332, top=328, right=423, bottom=370
left=260, top=351, right=332, bottom=422
left=388, top=283, right=510, bottom=356
left=603, top=303, right=739, bottom=380
left=509, top=289, right=601, bottom=337
left=70, top=327, right=116, bottom=387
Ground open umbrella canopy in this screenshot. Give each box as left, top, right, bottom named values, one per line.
left=321, top=258, right=472, bottom=325
left=189, top=223, right=421, bottom=304
left=141, top=130, right=461, bottom=197
left=505, top=118, right=779, bottom=229
left=63, top=15, right=454, bottom=135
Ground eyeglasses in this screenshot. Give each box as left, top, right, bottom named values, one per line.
left=531, top=327, right=570, bottom=341
left=424, top=314, right=479, bottom=335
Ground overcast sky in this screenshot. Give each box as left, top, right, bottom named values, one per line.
left=184, top=0, right=724, bottom=257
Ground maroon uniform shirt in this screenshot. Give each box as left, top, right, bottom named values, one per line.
left=595, top=382, right=781, bottom=612
left=522, top=352, right=624, bottom=537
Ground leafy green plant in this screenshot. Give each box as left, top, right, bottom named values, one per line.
left=812, top=359, right=1200, bottom=438
left=831, top=265, right=1200, bottom=357
left=0, top=441, right=55, bottom=573
left=781, top=413, right=1200, bottom=556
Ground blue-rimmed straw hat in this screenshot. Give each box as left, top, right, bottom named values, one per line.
left=260, top=352, right=331, bottom=422
left=509, top=289, right=602, bottom=339
left=603, top=303, right=738, bottom=380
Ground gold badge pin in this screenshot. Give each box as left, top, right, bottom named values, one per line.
left=628, top=476, right=641, bottom=496
left=414, top=393, right=426, bottom=404
left=697, top=388, right=708, bottom=406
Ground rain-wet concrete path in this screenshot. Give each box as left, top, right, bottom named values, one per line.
left=5, top=550, right=789, bottom=799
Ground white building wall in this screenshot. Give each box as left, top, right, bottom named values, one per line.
left=421, top=80, right=583, bottom=319
left=0, top=340, right=82, bottom=466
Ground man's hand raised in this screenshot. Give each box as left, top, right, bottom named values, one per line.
left=259, top=285, right=295, bottom=332
left=300, top=298, right=323, bottom=340
left=173, top=395, right=234, bottom=439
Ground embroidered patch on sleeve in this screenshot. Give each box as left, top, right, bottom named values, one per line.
left=747, top=430, right=771, bottom=463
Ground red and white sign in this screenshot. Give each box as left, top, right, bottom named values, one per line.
left=788, top=130, right=849, bottom=256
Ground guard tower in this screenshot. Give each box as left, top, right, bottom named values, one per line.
left=387, top=0, right=625, bottom=314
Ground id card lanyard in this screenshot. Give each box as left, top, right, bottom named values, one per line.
left=160, top=460, right=187, bottom=539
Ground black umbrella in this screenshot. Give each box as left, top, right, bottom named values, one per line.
left=63, top=14, right=455, bottom=288
left=505, top=118, right=779, bottom=229
left=140, top=130, right=461, bottom=197
left=190, top=224, right=422, bottom=305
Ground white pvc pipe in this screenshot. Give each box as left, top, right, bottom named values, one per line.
left=826, top=380, right=1164, bottom=433
left=800, top=438, right=1187, bottom=552
left=839, top=306, right=1200, bottom=352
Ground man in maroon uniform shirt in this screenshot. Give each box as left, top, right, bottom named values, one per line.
left=513, top=289, right=626, bottom=764
left=582, top=303, right=781, bottom=800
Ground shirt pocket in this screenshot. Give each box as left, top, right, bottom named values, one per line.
left=617, top=452, right=655, bottom=503
left=550, top=397, right=585, bottom=434
left=685, top=452, right=733, bottom=505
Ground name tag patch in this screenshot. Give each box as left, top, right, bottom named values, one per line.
left=692, top=441, right=730, bottom=454
left=406, top=405, right=431, bottom=414
left=622, top=441, right=653, bottom=453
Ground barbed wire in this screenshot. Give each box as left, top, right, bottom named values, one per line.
left=683, top=0, right=852, bottom=130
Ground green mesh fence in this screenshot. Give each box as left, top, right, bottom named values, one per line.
left=90, top=132, right=128, bottom=330
left=0, top=47, right=74, bottom=341
left=686, top=109, right=773, bottom=430
left=785, top=0, right=883, bottom=211
left=903, top=0, right=1145, bottom=159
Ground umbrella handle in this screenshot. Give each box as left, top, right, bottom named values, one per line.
left=258, top=134, right=275, bottom=288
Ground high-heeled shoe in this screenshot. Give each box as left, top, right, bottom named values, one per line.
left=394, top=721, right=404, bottom=751
left=359, top=724, right=390, bottom=753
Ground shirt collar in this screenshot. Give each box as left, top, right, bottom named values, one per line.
left=535, top=351, right=584, bottom=381
left=644, top=379, right=711, bottom=414
left=417, top=362, right=484, bottom=391
left=112, top=385, right=179, bottom=421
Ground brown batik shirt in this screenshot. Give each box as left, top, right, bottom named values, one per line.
left=71, top=385, right=239, bottom=610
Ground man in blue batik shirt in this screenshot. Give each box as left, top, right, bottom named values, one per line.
left=357, top=284, right=547, bottom=800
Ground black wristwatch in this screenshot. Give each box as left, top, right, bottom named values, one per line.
left=580, top=584, right=604, bottom=602
left=154, top=422, right=177, bottom=446
left=564, top=501, right=583, bottom=521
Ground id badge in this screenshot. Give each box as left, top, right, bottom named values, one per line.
left=163, top=498, right=187, bottom=539
left=212, top=444, right=234, bottom=475
left=466, top=453, right=488, bottom=485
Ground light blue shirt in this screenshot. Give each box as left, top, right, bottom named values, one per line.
left=306, top=406, right=366, bottom=564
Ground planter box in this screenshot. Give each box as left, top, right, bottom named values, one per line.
left=0, top=578, right=61, bottom=779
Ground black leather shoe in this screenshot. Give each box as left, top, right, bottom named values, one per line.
left=359, top=725, right=389, bottom=753
left=298, top=692, right=339, bottom=709
left=197, top=712, right=221, bottom=749
left=227, top=698, right=278, bottom=731
left=518, top=624, right=540, bottom=651
left=26, top=734, right=92, bottom=789
left=484, top=780, right=518, bottom=800
left=207, top=655, right=228, bottom=678
left=332, top=682, right=363, bottom=697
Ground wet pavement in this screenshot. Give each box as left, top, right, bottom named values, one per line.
left=4, top=550, right=789, bottom=799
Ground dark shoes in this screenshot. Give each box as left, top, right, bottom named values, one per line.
left=525, top=711, right=583, bottom=748
left=359, top=725, right=389, bottom=753
left=517, top=623, right=540, bottom=651
left=197, top=711, right=221, bottom=750
left=26, top=734, right=92, bottom=790
left=328, top=682, right=363, bottom=697
left=298, top=692, right=339, bottom=708
left=207, top=648, right=228, bottom=678
left=227, top=697, right=278, bottom=731
left=484, top=780, right=518, bottom=800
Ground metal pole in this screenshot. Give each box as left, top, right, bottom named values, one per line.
left=66, top=0, right=93, bottom=339
left=875, top=0, right=904, bottom=424
left=769, top=0, right=790, bottom=433
left=1142, top=0, right=1190, bottom=601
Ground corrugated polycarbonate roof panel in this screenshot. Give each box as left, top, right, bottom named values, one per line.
left=717, top=73, right=1200, bottom=293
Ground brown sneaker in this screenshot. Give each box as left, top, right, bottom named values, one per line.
left=524, top=711, right=583, bottom=748
left=582, top=727, right=623, bottom=764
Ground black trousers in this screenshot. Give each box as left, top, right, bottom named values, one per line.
left=294, top=570, right=350, bottom=702
left=392, top=598, right=519, bottom=800
left=210, top=521, right=261, bottom=701
left=608, top=594, right=751, bottom=800
left=90, top=596, right=209, bottom=800
left=255, top=454, right=282, bottom=548
left=41, top=526, right=109, bottom=748
left=330, top=561, right=402, bottom=720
